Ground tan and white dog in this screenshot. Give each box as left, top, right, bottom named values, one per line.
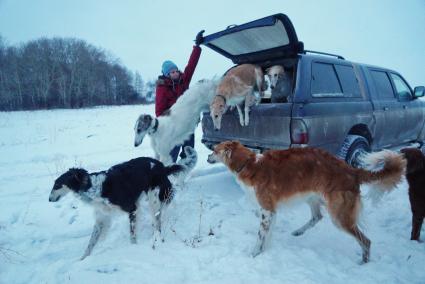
left=266, top=65, right=292, bottom=103
left=265, top=65, right=285, bottom=89
left=210, top=64, right=264, bottom=130
left=207, top=141, right=406, bottom=263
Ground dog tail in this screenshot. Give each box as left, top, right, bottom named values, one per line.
left=254, top=66, right=265, bottom=97
left=357, top=150, right=406, bottom=202
left=164, top=164, right=185, bottom=176
left=164, top=146, right=198, bottom=178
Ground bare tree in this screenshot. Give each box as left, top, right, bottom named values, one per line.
left=0, top=36, right=147, bottom=110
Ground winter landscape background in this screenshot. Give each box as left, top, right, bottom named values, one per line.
left=0, top=104, right=424, bottom=283
left=1, top=0, right=425, bottom=283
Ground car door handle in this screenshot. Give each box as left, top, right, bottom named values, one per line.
left=383, top=107, right=389, bottom=111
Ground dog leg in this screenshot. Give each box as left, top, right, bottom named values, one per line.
left=148, top=189, right=163, bottom=248
left=236, top=104, right=245, bottom=126
left=411, top=213, right=424, bottom=241
left=244, top=101, right=250, bottom=126
left=327, top=190, right=370, bottom=263
left=292, top=197, right=323, bottom=236
left=80, top=214, right=111, bottom=260
left=244, top=94, right=258, bottom=126
left=252, top=208, right=275, bottom=257
left=151, top=140, right=162, bottom=162
left=346, top=226, right=371, bottom=264
left=129, top=210, right=138, bottom=244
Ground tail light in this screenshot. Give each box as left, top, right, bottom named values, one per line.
left=291, top=119, right=309, bottom=144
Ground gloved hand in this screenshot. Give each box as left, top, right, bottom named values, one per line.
left=195, top=30, right=205, bottom=46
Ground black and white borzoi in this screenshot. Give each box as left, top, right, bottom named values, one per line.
left=49, top=146, right=197, bottom=260
left=134, top=79, right=218, bottom=164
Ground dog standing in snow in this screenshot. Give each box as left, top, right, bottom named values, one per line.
left=134, top=79, right=218, bottom=165
left=49, top=146, right=197, bottom=260
left=210, top=64, right=265, bottom=130
left=401, top=147, right=425, bottom=241
left=207, top=141, right=405, bottom=263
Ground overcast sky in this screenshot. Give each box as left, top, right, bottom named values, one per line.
left=1, top=0, right=424, bottom=86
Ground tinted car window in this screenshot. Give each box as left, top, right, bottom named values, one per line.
left=311, top=62, right=343, bottom=97
left=390, top=73, right=412, bottom=100
left=370, top=70, right=395, bottom=99
left=334, top=65, right=361, bottom=97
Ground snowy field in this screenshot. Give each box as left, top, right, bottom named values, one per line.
left=0, top=104, right=424, bottom=284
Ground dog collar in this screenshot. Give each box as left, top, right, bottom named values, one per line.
left=216, top=94, right=227, bottom=104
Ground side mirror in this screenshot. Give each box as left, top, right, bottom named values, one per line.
left=413, top=86, right=425, bottom=98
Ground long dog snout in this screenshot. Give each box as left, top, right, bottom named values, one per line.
left=207, top=153, right=217, bottom=164
left=134, top=131, right=147, bottom=147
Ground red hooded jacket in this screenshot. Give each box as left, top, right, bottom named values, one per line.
left=155, top=46, right=202, bottom=117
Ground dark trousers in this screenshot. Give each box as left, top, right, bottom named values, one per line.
left=170, top=134, right=195, bottom=163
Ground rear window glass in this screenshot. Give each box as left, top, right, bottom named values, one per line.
left=370, top=70, right=395, bottom=99
left=334, top=65, right=361, bottom=97
left=311, top=62, right=343, bottom=97
left=208, top=20, right=289, bottom=56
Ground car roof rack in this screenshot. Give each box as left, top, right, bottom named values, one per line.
left=302, top=50, right=345, bottom=60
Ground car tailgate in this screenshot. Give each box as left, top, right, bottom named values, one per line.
left=202, top=103, right=292, bottom=149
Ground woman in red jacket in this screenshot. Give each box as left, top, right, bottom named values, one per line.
left=155, top=30, right=204, bottom=162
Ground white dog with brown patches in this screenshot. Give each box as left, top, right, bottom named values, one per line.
left=266, top=65, right=292, bottom=103
left=207, top=141, right=406, bottom=264
left=266, top=65, right=285, bottom=88
left=210, top=64, right=264, bottom=130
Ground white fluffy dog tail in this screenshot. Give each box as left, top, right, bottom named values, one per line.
left=177, top=146, right=198, bottom=174
left=358, top=150, right=406, bottom=204
left=167, top=146, right=198, bottom=186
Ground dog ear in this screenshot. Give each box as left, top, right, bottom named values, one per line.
left=230, top=141, right=240, bottom=148
left=143, top=115, right=152, bottom=123
left=224, top=141, right=240, bottom=158
left=81, top=174, right=91, bottom=190
left=224, top=148, right=232, bottom=159
left=72, top=169, right=91, bottom=190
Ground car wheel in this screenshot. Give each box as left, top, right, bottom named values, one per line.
left=338, top=135, right=371, bottom=168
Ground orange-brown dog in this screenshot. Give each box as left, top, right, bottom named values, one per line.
left=207, top=141, right=406, bottom=263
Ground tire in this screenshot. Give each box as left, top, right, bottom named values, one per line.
left=338, top=135, right=371, bottom=168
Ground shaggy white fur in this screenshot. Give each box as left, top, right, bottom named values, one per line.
left=134, top=79, right=219, bottom=164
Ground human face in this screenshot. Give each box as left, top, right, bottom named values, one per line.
left=169, top=69, right=180, bottom=80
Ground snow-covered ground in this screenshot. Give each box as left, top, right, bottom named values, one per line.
left=0, top=105, right=424, bottom=284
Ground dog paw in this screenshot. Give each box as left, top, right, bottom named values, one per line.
left=357, top=259, right=369, bottom=265
left=251, top=249, right=262, bottom=258
left=151, top=231, right=163, bottom=249
left=251, top=245, right=264, bottom=258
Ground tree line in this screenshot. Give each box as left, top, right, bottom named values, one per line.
left=0, top=35, right=155, bottom=111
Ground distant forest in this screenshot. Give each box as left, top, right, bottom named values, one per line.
left=0, top=36, right=155, bottom=111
